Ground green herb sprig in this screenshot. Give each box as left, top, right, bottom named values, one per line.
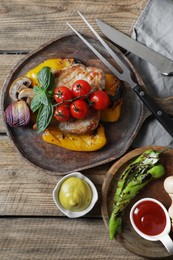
left=30, top=67, right=54, bottom=133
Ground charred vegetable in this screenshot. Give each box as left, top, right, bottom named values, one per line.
left=42, top=124, right=106, bottom=152
left=100, top=74, right=123, bottom=122
left=109, top=150, right=165, bottom=240
left=25, top=58, right=76, bottom=86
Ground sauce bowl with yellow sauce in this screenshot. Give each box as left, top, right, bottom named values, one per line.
left=52, top=172, right=98, bottom=218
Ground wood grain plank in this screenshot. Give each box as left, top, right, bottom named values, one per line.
left=0, top=135, right=111, bottom=216
left=0, top=0, right=148, bottom=50
left=0, top=218, right=144, bottom=260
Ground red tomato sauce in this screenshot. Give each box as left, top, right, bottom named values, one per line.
left=132, top=200, right=166, bottom=236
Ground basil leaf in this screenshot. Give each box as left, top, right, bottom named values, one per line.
left=49, top=72, right=55, bottom=91
left=39, top=91, right=49, bottom=106
left=32, top=67, right=55, bottom=132
left=37, top=67, right=51, bottom=90
left=30, top=95, right=42, bottom=113
left=31, top=86, right=49, bottom=112
left=33, top=86, right=43, bottom=95
left=36, top=103, right=53, bottom=133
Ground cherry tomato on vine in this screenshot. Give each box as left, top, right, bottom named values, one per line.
left=89, top=90, right=110, bottom=110
left=70, top=99, right=89, bottom=119
left=54, top=105, right=70, bottom=122
left=72, top=80, right=91, bottom=99
left=54, top=86, right=73, bottom=104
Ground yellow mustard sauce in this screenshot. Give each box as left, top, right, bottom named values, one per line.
left=58, top=177, right=92, bottom=212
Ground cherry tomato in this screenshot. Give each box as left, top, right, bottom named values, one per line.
left=72, top=80, right=91, bottom=99
left=70, top=100, right=89, bottom=119
left=54, top=105, right=70, bottom=122
left=90, top=90, right=110, bottom=110
left=54, top=86, right=73, bottom=104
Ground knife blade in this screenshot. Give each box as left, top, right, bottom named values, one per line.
left=96, top=19, right=173, bottom=75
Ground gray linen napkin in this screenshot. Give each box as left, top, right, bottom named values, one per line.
left=127, top=0, right=173, bottom=148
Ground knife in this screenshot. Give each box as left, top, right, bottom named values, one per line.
left=96, top=19, right=173, bottom=76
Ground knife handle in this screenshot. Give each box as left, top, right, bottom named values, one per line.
left=133, top=84, right=173, bottom=137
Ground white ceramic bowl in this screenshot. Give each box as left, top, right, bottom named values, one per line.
left=130, top=197, right=173, bottom=254
left=52, top=172, right=98, bottom=218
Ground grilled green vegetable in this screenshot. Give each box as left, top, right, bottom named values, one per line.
left=109, top=150, right=165, bottom=240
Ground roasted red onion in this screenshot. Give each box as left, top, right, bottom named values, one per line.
left=4, top=100, right=30, bottom=127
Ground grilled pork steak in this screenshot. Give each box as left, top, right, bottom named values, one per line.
left=58, top=109, right=100, bottom=135
left=55, top=64, right=105, bottom=91
left=55, top=64, right=105, bottom=135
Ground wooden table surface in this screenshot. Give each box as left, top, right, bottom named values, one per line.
left=0, top=1, right=154, bottom=259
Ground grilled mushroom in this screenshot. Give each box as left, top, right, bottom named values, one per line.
left=18, top=88, right=34, bottom=105
left=9, top=76, right=32, bottom=101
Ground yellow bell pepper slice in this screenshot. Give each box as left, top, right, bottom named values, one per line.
left=100, top=99, right=123, bottom=122
left=104, top=73, right=120, bottom=95
left=25, top=58, right=75, bottom=86
left=101, top=74, right=123, bottom=122
left=42, top=124, right=106, bottom=152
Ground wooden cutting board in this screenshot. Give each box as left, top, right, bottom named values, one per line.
left=102, top=146, right=173, bottom=258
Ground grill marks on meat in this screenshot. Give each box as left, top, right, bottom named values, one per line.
left=55, top=64, right=105, bottom=91
left=58, top=110, right=100, bottom=135
left=54, top=64, right=105, bottom=135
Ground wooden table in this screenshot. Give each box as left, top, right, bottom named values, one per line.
left=0, top=1, right=152, bottom=259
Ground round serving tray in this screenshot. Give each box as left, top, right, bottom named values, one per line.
left=2, top=34, right=146, bottom=174
left=102, top=146, right=173, bottom=259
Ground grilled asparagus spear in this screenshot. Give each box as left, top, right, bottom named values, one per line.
left=109, top=150, right=165, bottom=240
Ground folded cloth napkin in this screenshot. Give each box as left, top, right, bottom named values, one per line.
left=127, top=0, right=173, bottom=148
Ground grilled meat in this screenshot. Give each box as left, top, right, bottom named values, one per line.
left=58, top=109, right=100, bottom=135
left=55, top=64, right=105, bottom=91
left=55, top=64, right=105, bottom=135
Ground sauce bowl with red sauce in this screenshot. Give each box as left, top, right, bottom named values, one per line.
left=130, top=198, right=173, bottom=254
